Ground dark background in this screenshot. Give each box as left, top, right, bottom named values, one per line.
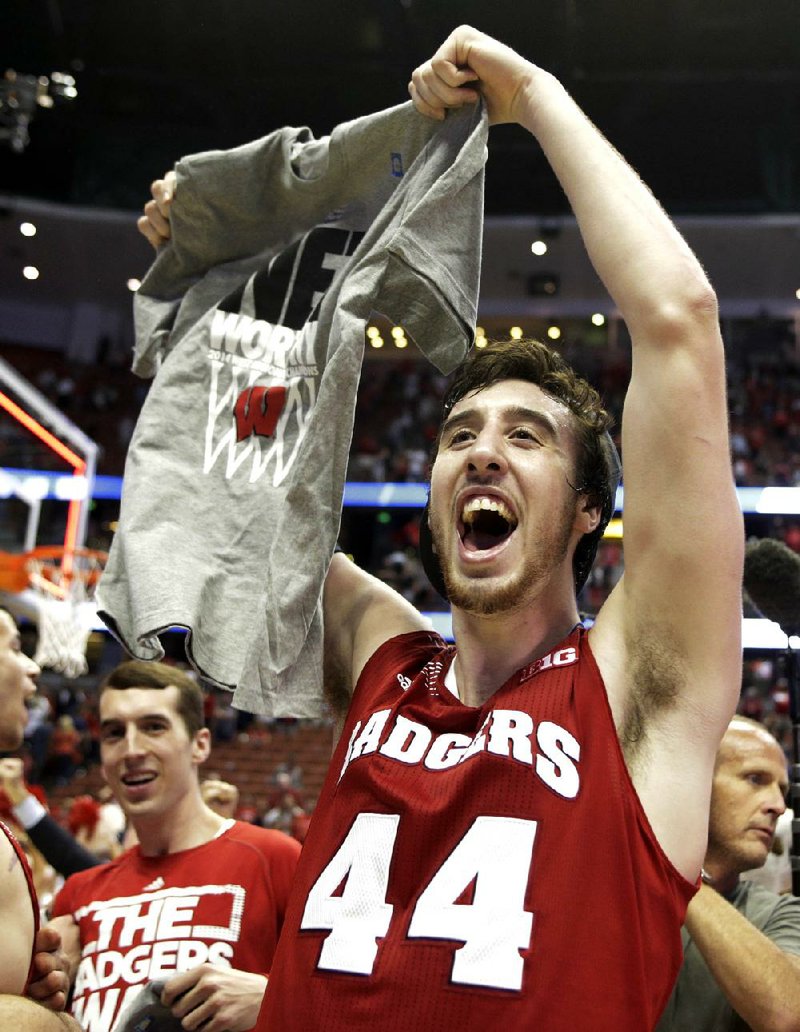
left=2, top=0, right=799, bottom=216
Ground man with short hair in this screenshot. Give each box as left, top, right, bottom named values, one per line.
left=0, top=607, right=81, bottom=1029
left=46, top=659, right=300, bottom=1032
left=657, top=717, right=800, bottom=1031
left=140, top=26, right=744, bottom=1028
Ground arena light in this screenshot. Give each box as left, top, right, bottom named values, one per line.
left=20, top=222, right=36, bottom=237
left=742, top=617, right=800, bottom=651
left=18, top=475, right=49, bottom=503
left=509, top=326, right=523, bottom=340
left=9, top=469, right=800, bottom=519
left=23, top=266, right=40, bottom=280
left=424, top=613, right=800, bottom=649
left=755, top=487, right=800, bottom=515
left=53, top=475, right=89, bottom=501
left=591, top=313, right=605, bottom=326
left=531, top=240, right=547, bottom=255
left=391, top=326, right=408, bottom=349
left=603, top=518, right=623, bottom=539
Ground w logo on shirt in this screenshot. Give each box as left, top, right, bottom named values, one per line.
left=234, top=385, right=287, bottom=442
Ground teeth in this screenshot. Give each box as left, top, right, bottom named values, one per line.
left=462, top=496, right=516, bottom=526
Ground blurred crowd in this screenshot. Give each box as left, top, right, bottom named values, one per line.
left=2, top=316, right=800, bottom=487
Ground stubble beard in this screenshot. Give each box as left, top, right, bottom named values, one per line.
left=430, top=498, right=576, bottom=617
left=706, top=823, right=770, bottom=880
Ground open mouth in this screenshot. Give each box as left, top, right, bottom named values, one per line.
left=121, top=772, right=157, bottom=788
left=459, top=496, right=518, bottom=552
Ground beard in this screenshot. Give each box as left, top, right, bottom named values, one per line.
left=429, top=495, right=576, bottom=616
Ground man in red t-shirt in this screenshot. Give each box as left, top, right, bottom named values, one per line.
left=46, top=659, right=300, bottom=1032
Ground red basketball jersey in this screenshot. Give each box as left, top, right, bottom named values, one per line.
left=259, top=627, right=695, bottom=1031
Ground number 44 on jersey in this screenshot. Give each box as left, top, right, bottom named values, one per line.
left=300, top=813, right=537, bottom=991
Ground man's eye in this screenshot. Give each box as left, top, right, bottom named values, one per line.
left=448, top=429, right=474, bottom=446
left=511, top=427, right=540, bottom=443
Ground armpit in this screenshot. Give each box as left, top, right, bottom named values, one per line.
left=621, top=634, right=686, bottom=761
left=323, top=646, right=351, bottom=721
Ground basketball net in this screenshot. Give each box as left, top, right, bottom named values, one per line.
left=27, top=548, right=107, bottom=679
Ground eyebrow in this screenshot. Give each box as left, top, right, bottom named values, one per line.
left=441, top=405, right=560, bottom=440
left=100, top=713, right=171, bottom=731
left=741, top=764, right=790, bottom=791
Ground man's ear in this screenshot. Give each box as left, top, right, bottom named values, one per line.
left=576, top=498, right=602, bottom=535
left=192, top=728, right=212, bottom=765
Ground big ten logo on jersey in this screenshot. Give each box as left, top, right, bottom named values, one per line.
left=205, top=225, right=365, bottom=485
left=70, top=884, right=245, bottom=1032
left=519, top=645, right=577, bottom=683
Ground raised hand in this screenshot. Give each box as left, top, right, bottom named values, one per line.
left=409, top=25, right=535, bottom=127
left=137, top=169, right=177, bottom=249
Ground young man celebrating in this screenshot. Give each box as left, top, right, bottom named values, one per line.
left=261, top=28, right=742, bottom=1030
left=658, top=718, right=800, bottom=1031
left=46, top=660, right=300, bottom=1032
left=140, top=26, right=743, bottom=1030
left=0, top=608, right=80, bottom=1029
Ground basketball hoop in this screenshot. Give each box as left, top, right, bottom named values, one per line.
left=24, top=547, right=108, bottom=678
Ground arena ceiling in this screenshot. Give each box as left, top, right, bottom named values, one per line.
left=0, top=0, right=798, bottom=352
left=2, top=0, right=799, bottom=215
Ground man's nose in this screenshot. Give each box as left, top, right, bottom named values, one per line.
left=123, top=725, right=145, bottom=756
left=764, top=783, right=787, bottom=817
left=23, top=654, right=40, bottom=691
left=466, top=430, right=507, bottom=476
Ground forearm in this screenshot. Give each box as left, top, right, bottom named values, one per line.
left=517, top=69, right=715, bottom=338
left=0, top=996, right=81, bottom=1030
left=21, top=806, right=101, bottom=877
left=684, top=884, right=800, bottom=1032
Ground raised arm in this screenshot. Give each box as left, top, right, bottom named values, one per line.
left=323, top=553, right=430, bottom=721
left=0, top=760, right=101, bottom=877
left=411, top=26, right=743, bottom=876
